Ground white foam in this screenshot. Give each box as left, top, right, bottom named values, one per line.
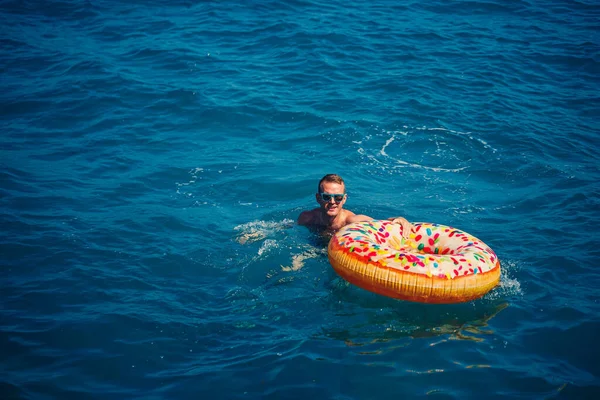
left=234, top=219, right=295, bottom=245
left=425, top=126, right=497, bottom=153
left=257, top=239, right=278, bottom=256
left=234, top=219, right=295, bottom=233
left=394, top=159, right=467, bottom=173
left=357, top=125, right=494, bottom=174
left=175, top=167, right=205, bottom=195
left=380, top=135, right=395, bottom=157
left=485, top=259, right=523, bottom=300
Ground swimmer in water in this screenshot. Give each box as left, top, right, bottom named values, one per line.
left=283, top=174, right=413, bottom=271
left=297, top=173, right=413, bottom=235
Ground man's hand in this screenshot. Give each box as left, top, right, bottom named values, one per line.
left=388, top=216, right=413, bottom=238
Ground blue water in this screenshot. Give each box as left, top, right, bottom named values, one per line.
left=1, top=0, right=599, bottom=398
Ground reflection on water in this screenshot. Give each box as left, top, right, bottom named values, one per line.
left=321, top=294, right=510, bottom=347
left=427, top=302, right=508, bottom=342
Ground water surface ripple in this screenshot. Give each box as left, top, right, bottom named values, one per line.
left=1, top=0, right=599, bottom=399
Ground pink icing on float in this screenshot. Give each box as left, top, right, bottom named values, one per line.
left=327, top=220, right=501, bottom=303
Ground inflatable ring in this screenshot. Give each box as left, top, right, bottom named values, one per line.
left=328, top=220, right=501, bottom=304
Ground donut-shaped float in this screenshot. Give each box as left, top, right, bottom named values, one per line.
left=328, top=220, right=501, bottom=304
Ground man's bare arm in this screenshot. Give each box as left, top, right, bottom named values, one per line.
left=346, top=214, right=373, bottom=224
left=388, top=216, right=413, bottom=238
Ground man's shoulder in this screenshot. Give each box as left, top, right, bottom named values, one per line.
left=340, top=209, right=357, bottom=221
left=344, top=210, right=372, bottom=224
left=297, top=209, right=320, bottom=225
left=342, top=209, right=356, bottom=217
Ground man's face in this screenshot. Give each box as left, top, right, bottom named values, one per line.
left=317, top=181, right=347, bottom=217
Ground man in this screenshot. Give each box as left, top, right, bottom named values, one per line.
left=298, top=174, right=413, bottom=236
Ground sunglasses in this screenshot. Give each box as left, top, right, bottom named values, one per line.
left=319, top=193, right=346, bottom=203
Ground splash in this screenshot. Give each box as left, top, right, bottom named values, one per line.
left=257, top=239, right=278, bottom=257
left=234, top=219, right=295, bottom=245
left=485, top=259, right=523, bottom=300
left=175, top=167, right=205, bottom=198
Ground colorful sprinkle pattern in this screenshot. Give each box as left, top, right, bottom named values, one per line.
left=333, top=220, right=499, bottom=279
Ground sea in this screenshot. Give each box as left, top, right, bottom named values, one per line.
left=1, top=0, right=599, bottom=399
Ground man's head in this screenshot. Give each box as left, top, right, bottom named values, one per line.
left=316, top=174, right=347, bottom=217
